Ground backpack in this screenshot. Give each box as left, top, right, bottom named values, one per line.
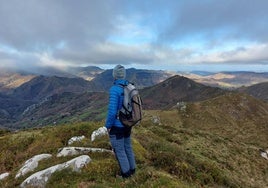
left=118, top=83, right=142, bottom=127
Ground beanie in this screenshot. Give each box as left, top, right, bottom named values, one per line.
left=113, top=64, right=126, bottom=79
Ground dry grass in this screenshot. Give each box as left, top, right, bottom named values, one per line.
left=1, top=93, right=268, bottom=187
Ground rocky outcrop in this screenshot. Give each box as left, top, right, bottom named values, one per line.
left=20, top=155, right=91, bottom=188
left=91, top=126, right=108, bottom=142
left=68, top=135, right=85, bottom=145
left=57, top=147, right=113, bottom=157
left=260, top=149, right=268, bottom=160
left=16, top=154, right=52, bottom=178
left=0, top=134, right=112, bottom=187
left=0, top=172, right=9, bottom=180
left=152, top=116, right=161, bottom=125
left=177, top=101, right=187, bottom=112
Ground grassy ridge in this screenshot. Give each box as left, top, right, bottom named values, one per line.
left=1, top=94, right=268, bottom=187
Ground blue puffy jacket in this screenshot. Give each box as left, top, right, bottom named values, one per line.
left=105, top=79, right=129, bottom=129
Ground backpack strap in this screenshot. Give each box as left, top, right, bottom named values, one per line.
left=115, top=83, right=126, bottom=119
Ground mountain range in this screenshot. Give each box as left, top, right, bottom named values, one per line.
left=1, top=66, right=268, bottom=92
left=181, top=71, right=268, bottom=88
left=0, top=66, right=268, bottom=130
left=1, top=66, right=268, bottom=187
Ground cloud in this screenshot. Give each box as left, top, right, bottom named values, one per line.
left=0, top=0, right=268, bottom=72
left=159, top=0, right=268, bottom=43
left=0, top=0, right=120, bottom=50
left=53, top=42, right=155, bottom=65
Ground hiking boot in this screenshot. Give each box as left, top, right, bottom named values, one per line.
left=130, top=169, right=135, bottom=176
left=121, top=170, right=132, bottom=179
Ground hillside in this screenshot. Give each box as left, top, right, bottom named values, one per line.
left=1, top=74, right=226, bottom=129
left=0, top=70, right=36, bottom=94
left=0, top=69, right=172, bottom=129
left=0, top=94, right=34, bottom=127
left=0, top=66, right=104, bottom=94
left=0, top=75, right=99, bottom=129
left=182, top=71, right=268, bottom=88
left=65, top=66, right=104, bottom=81
left=141, top=75, right=227, bottom=109
left=9, top=91, right=108, bottom=130
left=1, top=71, right=268, bottom=131
left=0, top=92, right=267, bottom=187
left=11, top=75, right=95, bottom=101
left=238, top=82, right=268, bottom=101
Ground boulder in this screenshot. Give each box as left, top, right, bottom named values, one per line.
left=260, top=149, right=268, bottom=160
left=177, top=101, right=187, bottom=112
left=57, top=147, right=112, bottom=157
left=91, top=126, right=108, bottom=142
left=16, top=154, right=52, bottom=178
left=152, top=116, right=161, bottom=125
left=0, top=172, right=9, bottom=180
left=68, top=135, right=85, bottom=145
left=20, top=155, right=91, bottom=188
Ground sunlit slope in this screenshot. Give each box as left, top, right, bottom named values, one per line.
left=1, top=93, right=267, bottom=187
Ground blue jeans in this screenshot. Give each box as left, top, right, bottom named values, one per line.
left=109, top=127, right=136, bottom=177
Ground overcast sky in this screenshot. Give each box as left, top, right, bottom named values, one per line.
left=1, top=0, right=268, bottom=72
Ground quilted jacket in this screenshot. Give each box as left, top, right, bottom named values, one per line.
left=105, top=79, right=128, bottom=129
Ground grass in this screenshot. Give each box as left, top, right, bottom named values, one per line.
left=1, top=102, right=268, bottom=187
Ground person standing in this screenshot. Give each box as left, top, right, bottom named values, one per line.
left=105, top=64, right=136, bottom=178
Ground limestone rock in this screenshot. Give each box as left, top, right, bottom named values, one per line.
left=20, top=155, right=91, bottom=188
left=260, top=149, right=268, bottom=160
left=177, top=101, right=187, bottom=112
left=91, top=126, right=108, bottom=142
left=152, top=116, right=161, bottom=125
left=68, top=135, right=85, bottom=145
left=16, top=154, right=52, bottom=178
left=0, top=172, right=9, bottom=180
left=57, top=147, right=112, bottom=157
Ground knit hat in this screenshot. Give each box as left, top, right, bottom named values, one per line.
left=113, top=64, right=126, bottom=79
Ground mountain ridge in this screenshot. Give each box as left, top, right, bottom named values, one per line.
left=182, top=71, right=268, bottom=88
left=141, top=75, right=227, bottom=110
left=238, top=82, right=268, bottom=101
left=1, top=68, right=268, bottom=130
left=10, top=75, right=95, bottom=101
left=1, top=92, right=268, bottom=187
left=1, top=74, right=228, bottom=129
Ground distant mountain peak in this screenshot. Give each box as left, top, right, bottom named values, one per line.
left=11, top=75, right=94, bottom=101
left=140, top=75, right=226, bottom=110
